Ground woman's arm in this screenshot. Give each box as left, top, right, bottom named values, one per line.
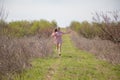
left=62, top=31, right=71, bottom=34
left=51, top=32, right=55, bottom=37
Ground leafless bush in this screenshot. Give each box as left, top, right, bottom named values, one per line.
left=0, top=35, right=53, bottom=80
left=0, top=2, right=8, bottom=21
left=92, top=11, right=120, bottom=43
left=0, top=0, right=8, bottom=37
left=71, top=31, right=120, bottom=64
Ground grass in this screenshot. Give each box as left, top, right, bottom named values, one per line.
left=13, top=34, right=120, bottom=80
left=13, top=58, right=56, bottom=80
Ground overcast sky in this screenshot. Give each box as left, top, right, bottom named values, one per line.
left=3, top=0, right=120, bottom=27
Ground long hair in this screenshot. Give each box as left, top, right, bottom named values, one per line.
left=54, top=28, right=57, bottom=32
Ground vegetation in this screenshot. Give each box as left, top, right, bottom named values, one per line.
left=70, top=21, right=99, bottom=39
left=0, top=8, right=57, bottom=79
left=0, top=2, right=57, bottom=79
left=0, top=1, right=120, bottom=79
left=70, top=11, right=120, bottom=64
left=0, top=20, right=57, bottom=37
left=70, top=11, right=120, bottom=43
left=11, top=34, right=120, bottom=80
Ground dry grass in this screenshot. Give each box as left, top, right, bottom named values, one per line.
left=71, top=31, right=120, bottom=64
left=0, top=35, right=53, bottom=80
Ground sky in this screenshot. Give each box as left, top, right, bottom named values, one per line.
left=2, top=0, right=120, bottom=27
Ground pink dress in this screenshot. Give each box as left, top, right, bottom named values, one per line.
left=56, top=31, right=63, bottom=44
left=52, top=31, right=63, bottom=44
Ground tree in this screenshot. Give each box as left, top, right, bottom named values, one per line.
left=0, top=0, right=8, bottom=21
left=92, top=11, right=120, bottom=43
left=0, top=0, right=8, bottom=35
left=51, top=20, right=57, bottom=27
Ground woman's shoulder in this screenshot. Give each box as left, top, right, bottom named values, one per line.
left=57, top=31, right=62, bottom=33
left=59, top=31, right=64, bottom=34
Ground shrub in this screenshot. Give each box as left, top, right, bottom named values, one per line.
left=0, top=19, right=56, bottom=79
left=0, top=35, right=53, bottom=80
left=92, top=11, right=120, bottom=43
left=71, top=31, right=120, bottom=64
left=70, top=21, right=99, bottom=39
left=6, top=20, right=56, bottom=37
left=70, top=11, right=120, bottom=43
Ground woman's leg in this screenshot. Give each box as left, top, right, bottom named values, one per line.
left=58, top=43, right=62, bottom=56
left=56, top=43, right=59, bottom=52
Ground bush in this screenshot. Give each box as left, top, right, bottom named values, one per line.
left=70, top=10, right=120, bottom=64
left=3, top=19, right=57, bottom=37
left=70, top=21, right=81, bottom=31
left=30, top=20, right=55, bottom=37
left=70, top=21, right=99, bottom=39
left=71, top=31, right=120, bottom=64
left=98, top=22, right=120, bottom=43
left=0, top=35, right=54, bottom=80
left=0, top=19, right=56, bottom=79
left=70, top=11, right=120, bottom=43
left=92, top=11, right=120, bottom=43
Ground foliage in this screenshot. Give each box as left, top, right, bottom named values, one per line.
left=70, top=21, right=81, bottom=31
left=71, top=32, right=120, bottom=64
left=70, top=11, right=120, bottom=43
left=0, top=19, right=57, bottom=79
left=0, top=19, right=57, bottom=37
left=92, top=11, right=120, bottom=43
left=12, top=34, right=120, bottom=80
left=70, top=21, right=99, bottom=39
left=0, top=36, right=54, bottom=80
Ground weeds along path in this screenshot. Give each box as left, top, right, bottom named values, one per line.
left=15, top=34, right=120, bottom=80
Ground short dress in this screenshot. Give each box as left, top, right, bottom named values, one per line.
left=52, top=31, right=63, bottom=44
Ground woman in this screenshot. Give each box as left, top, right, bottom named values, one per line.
left=51, top=27, right=70, bottom=56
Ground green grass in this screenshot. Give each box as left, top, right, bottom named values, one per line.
left=14, top=34, right=120, bottom=80
left=13, top=58, right=54, bottom=80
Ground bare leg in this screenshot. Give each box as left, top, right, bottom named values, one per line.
left=56, top=43, right=59, bottom=52
left=58, top=43, right=62, bottom=56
